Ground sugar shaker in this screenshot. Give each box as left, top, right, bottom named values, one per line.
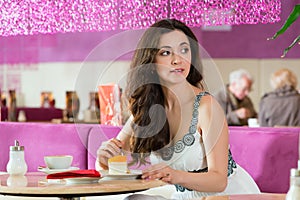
left=286, top=168, right=300, bottom=200
left=6, top=140, right=28, bottom=175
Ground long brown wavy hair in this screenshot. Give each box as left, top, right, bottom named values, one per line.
left=125, top=19, right=204, bottom=166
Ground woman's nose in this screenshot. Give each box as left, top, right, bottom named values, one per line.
left=171, top=53, right=182, bottom=65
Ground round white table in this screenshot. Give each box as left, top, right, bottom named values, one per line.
left=0, top=172, right=166, bottom=200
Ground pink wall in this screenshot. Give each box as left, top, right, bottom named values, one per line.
left=0, top=1, right=298, bottom=64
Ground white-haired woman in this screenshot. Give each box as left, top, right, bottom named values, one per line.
left=259, top=68, right=300, bottom=127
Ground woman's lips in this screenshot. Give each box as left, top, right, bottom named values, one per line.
left=170, top=68, right=184, bottom=73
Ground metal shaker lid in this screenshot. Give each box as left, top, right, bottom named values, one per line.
left=290, top=168, right=300, bottom=177
left=10, top=140, right=24, bottom=151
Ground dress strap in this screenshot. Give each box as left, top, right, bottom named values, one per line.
left=194, top=91, right=210, bottom=107
left=190, top=91, right=210, bottom=133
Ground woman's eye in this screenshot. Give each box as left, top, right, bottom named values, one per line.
left=181, top=47, right=190, bottom=54
left=160, top=50, right=171, bottom=56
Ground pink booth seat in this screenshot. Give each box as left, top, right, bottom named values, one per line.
left=88, top=124, right=151, bottom=170
left=87, top=125, right=150, bottom=170
left=1, top=121, right=298, bottom=194
left=229, top=126, right=300, bottom=193
left=87, top=125, right=121, bottom=169
left=0, top=122, right=92, bottom=172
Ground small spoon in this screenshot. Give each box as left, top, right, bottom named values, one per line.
left=120, top=148, right=125, bottom=156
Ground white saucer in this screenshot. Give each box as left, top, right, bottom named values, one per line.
left=65, top=177, right=101, bottom=184
left=100, top=169, right=142, bottom=180
left=38, top=166, right=80, bottom=174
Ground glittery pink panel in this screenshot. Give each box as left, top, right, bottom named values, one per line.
left=170, top=0, right=281, bottom=26
left=0, top=0, right=118, bottom=36
left=0, top=0, right=281, bottom=36
left=119, top=0, right=169, bottom=29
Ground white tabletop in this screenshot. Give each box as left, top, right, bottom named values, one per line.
left=0, top=172, right=166, bottom=200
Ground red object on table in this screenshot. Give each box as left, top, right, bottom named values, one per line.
left=46, top=169, right=101, bottom=179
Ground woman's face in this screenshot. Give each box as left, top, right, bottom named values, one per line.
left=155, top=30, right=192, bottom=85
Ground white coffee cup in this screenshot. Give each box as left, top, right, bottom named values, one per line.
left=248, top=118, right=259, bottom=127
left=44, top=155, right=73, bottom=169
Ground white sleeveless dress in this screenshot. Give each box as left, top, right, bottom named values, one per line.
left=148, top=92, right=260, bottom=199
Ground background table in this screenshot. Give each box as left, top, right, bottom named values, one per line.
left=1, top=107, right=63, bottom=122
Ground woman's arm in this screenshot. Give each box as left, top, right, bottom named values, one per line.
left=116, top=115, right=134, bottom=151
left=95, top=116, right=133, bottom=170
left=172, top=95, right=228, bottom=192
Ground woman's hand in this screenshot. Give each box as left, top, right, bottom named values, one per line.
left=142, top=163, right=177, bottom=184
left=96, top=138, right=123, bottom=170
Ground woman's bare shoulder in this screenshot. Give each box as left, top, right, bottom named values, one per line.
left=197, top=92, right=217, bottom=106
left=197, top=93, right=225, bottom=118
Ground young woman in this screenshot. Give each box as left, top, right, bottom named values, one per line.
left=97, top=19, right=260, bottom=199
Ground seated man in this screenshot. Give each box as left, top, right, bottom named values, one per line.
left=215, top=69, right=257, bottom=126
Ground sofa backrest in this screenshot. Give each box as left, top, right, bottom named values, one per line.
left=0, top=122, right=91, bottom=171
left=87, top=125, right=150, bottom=170
left=87, top=125, right=121, bottom=169
left=229, top=126, right=300, bottom=193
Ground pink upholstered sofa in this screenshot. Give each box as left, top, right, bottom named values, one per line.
left=0, top=122, right=121, bottom=172
left=0, top=122, right=299, bottom=194
left=229, top=126, right=300, bottom=193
